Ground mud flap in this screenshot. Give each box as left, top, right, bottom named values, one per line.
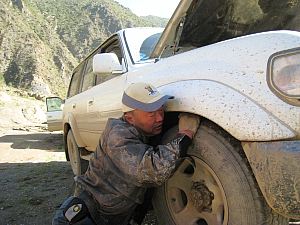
left=242, top=140, right=300, bottom=219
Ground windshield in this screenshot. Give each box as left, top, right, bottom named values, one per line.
left=124, top=28, right=163, bottom=63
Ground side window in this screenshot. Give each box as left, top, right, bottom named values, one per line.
left=81, top=57, right=95, bottom=92
left=95, top=38, right=124, bottom=85
left=67, top=64, right=84, bottom=98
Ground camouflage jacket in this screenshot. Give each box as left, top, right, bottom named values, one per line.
left=75, top=117, right=190, bottom=214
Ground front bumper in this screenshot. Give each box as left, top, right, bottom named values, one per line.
left=242, top=140, right=300, bottom=219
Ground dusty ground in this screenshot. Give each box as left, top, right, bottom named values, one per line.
left=0, top=127, right=74, bottom=225
left=0, top=89, right=157, bottom=225
left=0, top=89, right=73, bottom=225
left=0, top=127, right=158, bottom=225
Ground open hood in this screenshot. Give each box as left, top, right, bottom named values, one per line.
left=151, top=0, right=300, bottom=58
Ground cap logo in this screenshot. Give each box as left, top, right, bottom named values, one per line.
left=145, top=85, right=157, bottom=96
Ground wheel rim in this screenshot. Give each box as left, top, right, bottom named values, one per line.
left=67, top=133, right=80, bottom=176
left=165, top=156, right=228, bottom=225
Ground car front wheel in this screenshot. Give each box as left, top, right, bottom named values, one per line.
left=153, top=121, right=288, bottom=225
left=66, top=130, right=88, bottom=176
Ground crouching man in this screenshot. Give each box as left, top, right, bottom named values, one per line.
left=52, top=82, right=200, bottom=225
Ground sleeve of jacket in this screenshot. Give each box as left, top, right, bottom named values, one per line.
left=105, top=124, right=191, bottom=187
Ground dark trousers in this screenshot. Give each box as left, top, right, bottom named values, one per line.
left=52, top=191, right=136, bottom=225
left=52, top=196, right=95, bottom=225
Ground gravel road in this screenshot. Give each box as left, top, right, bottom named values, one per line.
left=0, top=127, right=157, bottom=225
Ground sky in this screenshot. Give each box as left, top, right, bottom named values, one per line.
left=115, top=0, right=180, bottom=18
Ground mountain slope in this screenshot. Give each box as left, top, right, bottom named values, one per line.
left=141, top=16, right=169, bottom=28
left=0, top=0, right=78, bottom=97
left=0, top=0, right=168, bottom=97
left=31, top=0, right=167, bottom=59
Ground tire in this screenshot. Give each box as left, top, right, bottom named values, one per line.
left=66, top=130, right=88, bottom=176
left=153, top=121, right=288, bottom=225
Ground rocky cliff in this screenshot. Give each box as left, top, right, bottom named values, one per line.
left=0, top=0, right=167, bottom=98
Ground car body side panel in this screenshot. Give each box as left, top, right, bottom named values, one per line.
left=63, top=90, right=90, bottom=147
left=81, top=75, right=125, bottom=150
left=160, top=80, right=295, bottom=141
left=63, top=74, right=126, bottom=151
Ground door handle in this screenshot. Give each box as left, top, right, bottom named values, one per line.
left=88, top=100, right=94, bottom=106
left=72, top=103, right=76, bottom=109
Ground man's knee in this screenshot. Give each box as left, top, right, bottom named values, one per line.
left=52, top=196, right=95, bottom=225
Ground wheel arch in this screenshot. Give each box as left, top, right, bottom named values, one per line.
left=63, top=122, right=71, bottom=161
left=163, top=112, right=243, bottom=153
left=160, top=80, right=296, bottom=141
left=63, top=113, right=86, bottom=161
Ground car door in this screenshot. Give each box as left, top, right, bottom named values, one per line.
left=45, top=97, right=63, bottom=131
left=75, top=35, right=127, bottom=151
left=63, top=62, right=85, bottom=136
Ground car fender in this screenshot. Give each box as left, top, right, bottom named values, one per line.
left=128, top=31, right=300, bottom=139
left=64, top=112, right=85, bottom=147
left=160, top=80, right=295, bottom=141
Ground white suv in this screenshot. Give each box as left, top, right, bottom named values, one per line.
left=48, top=0, right=300, bottom=224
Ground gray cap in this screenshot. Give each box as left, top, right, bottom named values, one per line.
left=122, top=82, right=173, bottom=112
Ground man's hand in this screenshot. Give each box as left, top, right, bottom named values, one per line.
left=178, top=113, right=200, bottom=139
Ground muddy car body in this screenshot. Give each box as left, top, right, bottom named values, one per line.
left=49, top=0, right=300, bottom=224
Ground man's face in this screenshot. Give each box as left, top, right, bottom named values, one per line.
left=126, top=107, right=164, bottom=135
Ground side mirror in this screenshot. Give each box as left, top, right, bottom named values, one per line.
left=93, top=53, right=123, bottom=73
left=46, top=97, right=63, bottom=112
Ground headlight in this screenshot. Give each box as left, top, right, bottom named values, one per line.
left=267, top=47, right=300, bottom=105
